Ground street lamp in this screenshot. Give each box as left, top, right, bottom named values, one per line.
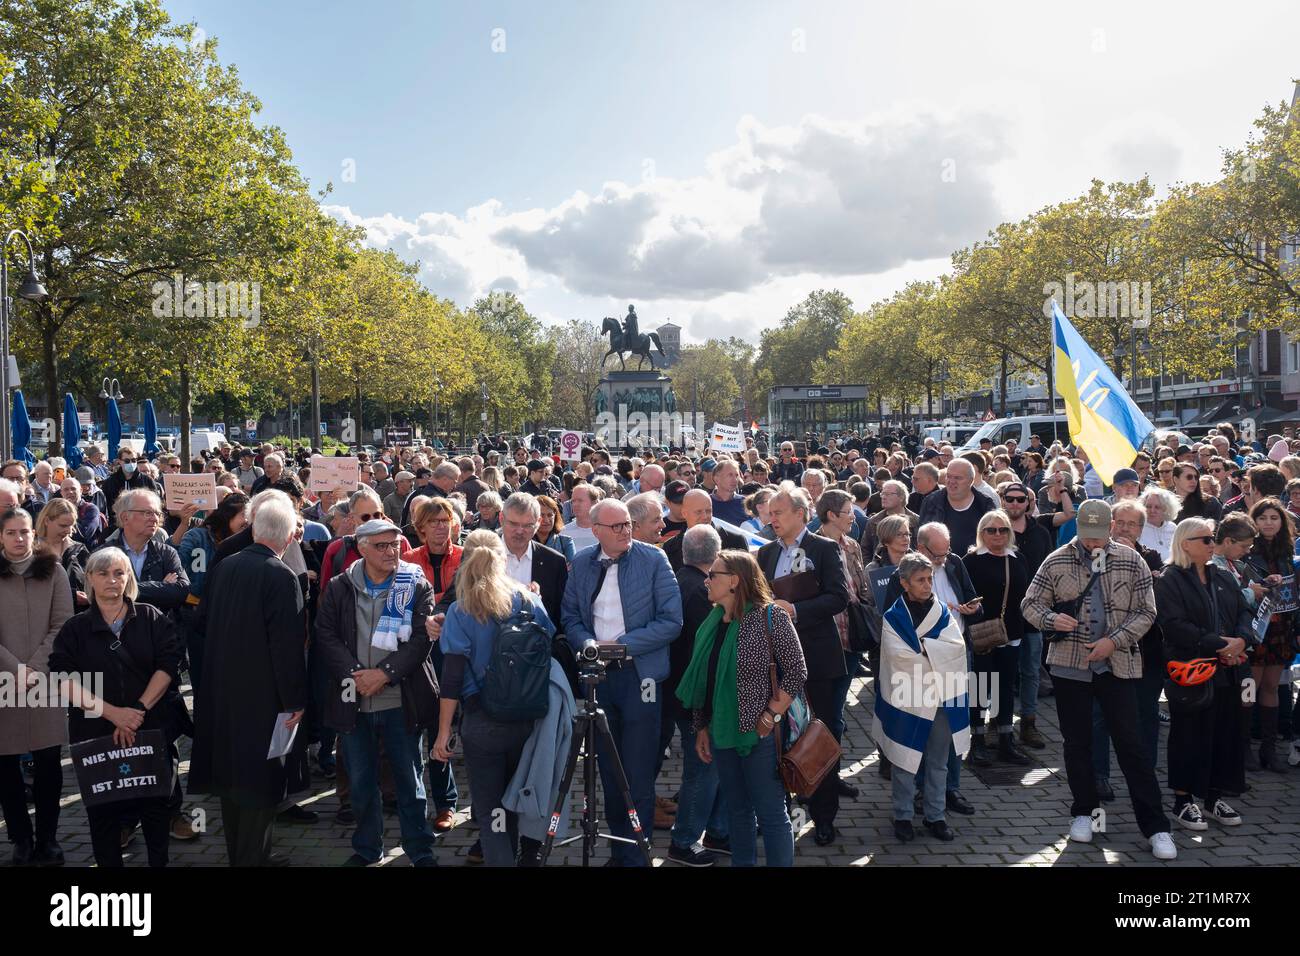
left=1, top=230, right=48, bottom=459
left=98, top=378, right=125, bottom=401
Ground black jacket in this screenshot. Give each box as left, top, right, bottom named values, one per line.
left=99, top=470, right=160, bottom=527
left=757, top=530, right=850, bottom=680
left=315, top=569, right=437, bottom=734
left=189, top=544, right=309, bottom=807
left=99, top=529, right=189, bottom=612
left=669, top=564, right=712, bottom=718
left=662, top=521, right=749, bottom=573
left=49, top=599, right=182, bottom=745
left=882, top=555, right=985, bottom=634
left=56, top=541, right=90, bottom=608
left=1155, top=563, right=1252, bottom=693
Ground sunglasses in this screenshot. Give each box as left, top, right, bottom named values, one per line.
left=983, top=527, right=1010, bottom=535
left=1189, top=536, right=1214, bottom=544
left=354, top=512, right=382, bottom=522
left=1002, top=495, right=1028, bottom=504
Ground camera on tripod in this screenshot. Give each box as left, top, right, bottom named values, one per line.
left=578, top=639, right=627, bottom=672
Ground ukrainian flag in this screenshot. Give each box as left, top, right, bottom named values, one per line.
left=1052, top=301, right=1153, bottom=485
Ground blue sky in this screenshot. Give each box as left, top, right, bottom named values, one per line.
left=162, top=0, right=1300, bottom=342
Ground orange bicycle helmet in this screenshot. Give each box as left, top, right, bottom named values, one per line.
left=1166, top=658, right=1217, bottom=687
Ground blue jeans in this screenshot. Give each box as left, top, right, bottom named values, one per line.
left=1018, top=632, right=1043, bottom=718
left=892, top=709, right=952, bottom=822
left=917, top=646, right=970, bottom=792
left=712, top=733, right=794, bottom=867
left=594, top=664, right=660, bottom=866
left=339, top=707, right=434, bottom=864
left=425, top=643, right=458, bottom=812
left=670, top=716, right=728, bottom=848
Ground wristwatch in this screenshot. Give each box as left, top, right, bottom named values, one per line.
left=764, top=708, right=783, bottom=723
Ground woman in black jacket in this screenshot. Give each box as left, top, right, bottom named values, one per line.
left=1154, top=518, right=1250, bottom=832
left=35, top=498, right=90, bottom=610
left=1173, top=463, right=1223, bottom=524
left=963, top=509, right=1031, bottom=766
left=48, top=546, right=181, bottom=867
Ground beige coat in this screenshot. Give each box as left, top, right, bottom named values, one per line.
left=0, top=556, right=74, bottom=754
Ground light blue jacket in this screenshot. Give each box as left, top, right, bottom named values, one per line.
left=561, top=540, right=683, bottom=683
left=502, top=659, right=576, bottom=841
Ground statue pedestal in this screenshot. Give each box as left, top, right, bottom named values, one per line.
left=595, top=370, right=683, bottom=450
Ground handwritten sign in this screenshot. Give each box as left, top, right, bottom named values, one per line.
left=558, top=430, right=584, bottom=462
left=310, top=455, right=360, bottom=494
left=162, top=472, right=217, bottom=512
left=70, top=730, right=172, bottom=808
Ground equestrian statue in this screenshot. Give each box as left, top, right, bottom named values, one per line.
left=601, top=304, right=664, bottom=371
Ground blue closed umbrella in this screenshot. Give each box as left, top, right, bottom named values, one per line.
left=143, top=399, right=160, bottom=460
left=62, top=393, right=84, bottom=470
left=11, top=389, right=34, bottom=467
left=107, top=397, right=122, bottom=463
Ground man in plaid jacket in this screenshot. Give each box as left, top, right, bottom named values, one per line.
left=1021, top=499, right=1175, bottom=860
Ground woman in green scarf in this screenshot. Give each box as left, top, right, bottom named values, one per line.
left=676, top=549, right=807, bottom=866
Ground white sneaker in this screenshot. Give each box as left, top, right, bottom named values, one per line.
left=1069, top=815, right=1093, bottom=843
left=1209, top=799, right=1242, bottom=827
left=1174, top=801, right=1208, bottom=831
left=1150, top=832, right=1177, bottom=860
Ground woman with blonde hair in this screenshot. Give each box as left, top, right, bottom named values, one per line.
left=35, top=497, right=90, bottom=609
left=678, top=549, right=806, bottom=867
left=432, top=530, right=556, bottom=866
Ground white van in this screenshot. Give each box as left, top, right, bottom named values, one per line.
left=958, top=415, right=1069, bottom=451
left=188, top=431, right=227, bottom=455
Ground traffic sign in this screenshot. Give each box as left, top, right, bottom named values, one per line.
left=230, top=426, right=241, bottom=438
left=212, top=422, right=226, bottom=435
left=245, top=418, right=256, bottom=432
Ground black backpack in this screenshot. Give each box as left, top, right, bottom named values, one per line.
left=480, top=602, right=552, bottom=721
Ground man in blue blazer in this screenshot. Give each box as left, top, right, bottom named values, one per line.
left=563, top=498, right=683, bottom=866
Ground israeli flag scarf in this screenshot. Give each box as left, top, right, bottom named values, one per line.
left=871, top=594, right=971, bottom=775
left=371, top=560, right=426, bottom=652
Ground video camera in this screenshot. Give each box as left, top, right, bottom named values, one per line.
left=578, top=639, right=627, bottom=670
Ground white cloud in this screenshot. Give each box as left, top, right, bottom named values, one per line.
left=324, top=109, right=1010, bottom=339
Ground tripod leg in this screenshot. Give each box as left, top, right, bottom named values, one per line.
left=540, top=714, right=588, bottom=866
left=593, top=710, right=654, bottom=866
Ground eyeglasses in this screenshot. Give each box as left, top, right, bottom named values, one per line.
left=354, top=512, right=382, bottom=522
left=983, top=527, right=1010, bottom=535
left=367, top=541, right=401, bottom=552
left=595, top=521, right=633, bottom=534
left=704, top=570, right=736, bottom=580
left=1002, top=495, right=1028, bottom=504
left=1189, top=536, right=1214, bottom=544
left=129, top=509, right=163, bottom=519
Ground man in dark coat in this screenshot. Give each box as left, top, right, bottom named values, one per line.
left=190, top=495, right=309, bottom=866
left=757, top=487, right=849, bottom=847
left=99, top=447, right=160, bottom=529
left=662, top=489, right=749, bottom=573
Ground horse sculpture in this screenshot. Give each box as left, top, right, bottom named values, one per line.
left=601, top=316, right=663, bottom=371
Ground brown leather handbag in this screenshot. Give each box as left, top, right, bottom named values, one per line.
left=765, top=606, right=842, bottom=797
left=968, top=554, right=1010, bottom=655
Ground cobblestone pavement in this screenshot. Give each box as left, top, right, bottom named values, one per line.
left=9, top=674, right=1300, bottom=867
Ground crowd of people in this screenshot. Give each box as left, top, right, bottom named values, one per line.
left=1, top=420, right=1298, bottom=866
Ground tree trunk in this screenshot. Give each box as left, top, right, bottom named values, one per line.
left=179, top=362, right=192, bottom=464
left=925, top=359, right=934, bottom=417
left=42, top=319, right=60, bottom=451
left=310, top=356, right=321, bottom=449
left=998, top=350, right=1009, bottom=417
left=355, top=378, right=363, bottom=449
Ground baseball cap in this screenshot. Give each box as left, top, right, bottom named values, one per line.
left=414, top=467, right=433, bottom=479
left=1112, top=468, right=1139, bottom=486
left=921, top=448, right=941, bottom=461
left=999, top=481, right=1029, bottom=497
left=354, top=519, right=399, bottom=540
left=74, top=466, right=95, bottom=483
left=526, top=459, right=548, bottom=472
left=664, top=479, right=690, bottom=504
left=394, top=470, right=414, bottom=481
left=699, top=459, right=717, bottom=473
left=1076, top=499, right=1112, bottom=535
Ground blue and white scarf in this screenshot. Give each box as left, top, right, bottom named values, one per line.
left=872, top=595, right=970, bottom=775
left=371, top=560, right=426, bottom=652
